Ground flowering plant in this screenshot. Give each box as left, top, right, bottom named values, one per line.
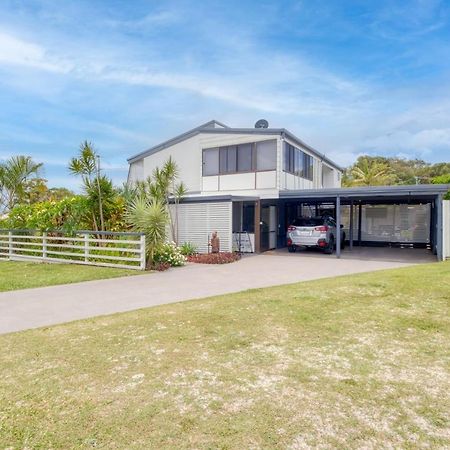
left=153, top=241, right=186, bottom=267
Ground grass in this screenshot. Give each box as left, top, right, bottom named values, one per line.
left=0, top=262, right=449, bottom=449
left=0, top=261, right=141, bottom=292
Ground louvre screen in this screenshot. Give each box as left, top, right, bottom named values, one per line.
left=361, top=204, right=430, bottom=243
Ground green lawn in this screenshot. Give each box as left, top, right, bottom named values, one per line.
left=0, top=261, right=141, bottom=292
left=0, top=262, right=449, bottom=449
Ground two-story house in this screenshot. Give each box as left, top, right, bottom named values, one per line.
left=128, top=120, right=342, bottom=253
left=128, top=120, right=450, bottom=260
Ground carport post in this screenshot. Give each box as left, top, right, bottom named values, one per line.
left=358, top=203, right=362, bottom=246
left=349, top=200, right=354, bottom=250
left=436, top=194, right=443, bottom=261
left=336, top=196, right=341, bottom=258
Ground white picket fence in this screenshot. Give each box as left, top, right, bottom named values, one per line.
left=0, top=229, right=146, bottom=270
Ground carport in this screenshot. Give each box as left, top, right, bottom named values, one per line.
left=257, top=184, right=449, bottom=260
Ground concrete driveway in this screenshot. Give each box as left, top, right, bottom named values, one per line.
left=0, top=253, right=424, bottom=334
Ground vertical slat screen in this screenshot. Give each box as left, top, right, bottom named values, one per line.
left=173, top=202, right=232, bottom=253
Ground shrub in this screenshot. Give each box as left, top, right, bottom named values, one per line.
left=187, top=252, right=240, bottom=264
left=2, top=196, right=89, bottom=232
left=153, top=242, right=186, bottom=267
left=432, top=174, right=450, bottom=199
left=179, top=241, right=197, bottom=256
left=149, top=261, right=171, bottom=271
left=1, top=195, right=128, bottom=233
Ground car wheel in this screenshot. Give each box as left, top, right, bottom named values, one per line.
left=288, top=245, right=297, bottom=253
left=324, top=238, right=334, bottom=254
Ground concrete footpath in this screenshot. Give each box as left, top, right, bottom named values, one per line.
left=0, top=253, right=420, bottom=334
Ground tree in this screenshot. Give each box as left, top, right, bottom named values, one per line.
left=125, top=157, right=187, bottom=266
left=22, top=178, right=49, bottom=204
left=0, top=155, right=43, bottom=212
left=69, top=141, right=106, bottom=231
left=48, top=187, right=75, bottom=201
left=133, top=157, right=187, bottom=244
left=344, top=156, right=450, bottom=187
left=19, top=178, right=75, bottom=205
left=344, top=156, right=395, bottom=186
left=125, top=196, right=167, bottom=264
left=432, top=173, right=450, bottom=199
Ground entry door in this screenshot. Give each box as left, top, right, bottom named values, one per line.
left=261, top=205, right=277, bottom=251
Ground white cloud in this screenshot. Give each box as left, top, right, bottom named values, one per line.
left=0, top=29, right=366, bottom=115
left=364, top=128, right=450, bottom=157
left=0, top=5, right=449, bottom=183
left=0, top=32, right=72, bottom=73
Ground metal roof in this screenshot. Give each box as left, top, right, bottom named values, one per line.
left=175, top=195, right=259, bottom=204
left=127, top=120, right=227, bottom=163
left=127, top=120, right=342, bottom=171
left=279, top=184, right=450, bottom=200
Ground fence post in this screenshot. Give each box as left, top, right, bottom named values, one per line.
left=140, top=234, right=146, bottom=270
left=8, top=231, right=13, bottom=260
left=42, top=232, right=47, bottom=260
left=84, top=233, right=89, bottom=262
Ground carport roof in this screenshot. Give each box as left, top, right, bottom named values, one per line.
left=279, top=184, right=450, bottom=201
left=178, top=194, right=260, bottom=204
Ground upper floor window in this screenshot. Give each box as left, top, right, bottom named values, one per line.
left=203, top=140, right=276, bottom=176
left=283, top=143, right=313, bottom=181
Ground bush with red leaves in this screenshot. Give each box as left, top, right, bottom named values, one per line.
left=187, top=252, right=241, bottom=264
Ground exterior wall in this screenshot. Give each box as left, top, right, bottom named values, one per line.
left=128, top=160, right=144, bottom=184
left=200, top=133, right=280, bottom=198
left=322, top=163, right=340, bottom=188
left=173, top=201, right=233, bottom=253
left=140, top=134, right=204, bottom=193
left=279, top=136, right=341, bottom=190
left=129, top=131, right=341, bottom=196
left=444, top=200, right=450, bottom=260
left=280, top=172, right=314, bottom=190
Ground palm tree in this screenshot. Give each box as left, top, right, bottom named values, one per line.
left=69, top=141, right=105, bottom=231
left=125, top=196, right=167, bottom=264
left=131, top=157, right=187, bottom=244
left=0, top=155, right=42, bottom=212
left=348, top=157, right=394, bottom=186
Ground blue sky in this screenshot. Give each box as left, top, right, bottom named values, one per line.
left=0, top=0, right=450, bottom=190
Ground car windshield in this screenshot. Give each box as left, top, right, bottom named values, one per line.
left=292, top=218, right=325, bottom=227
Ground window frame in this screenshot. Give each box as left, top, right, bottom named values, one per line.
left=202, top=140, right=277, bottom=176
left=256, top=139, right=277, bottom=171
left=202, top=147, right=219, bottom=176
left=283, top=142, right=314, bottom=181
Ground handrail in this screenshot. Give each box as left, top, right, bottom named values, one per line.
left=0, top=229, right=146, bottom=270
left=0, top=228, right=144, bottom=237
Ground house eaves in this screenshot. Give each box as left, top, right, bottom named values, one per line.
left=127, top=121, right=343, bottom=172
left=127, top=120, right=229, bottom=163
left=279, top=184, right=450, bottom=200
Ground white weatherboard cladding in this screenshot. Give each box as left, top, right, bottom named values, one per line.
left=128, top=160, right=144, bottom=184
left=142, top=134, right=203, bottom=193
left=218, top=172, right=255, bottom=191
left=199, top=133, right=280, bottom=149
left=281, top=172, right=314, bottom=190
left=444, top=200, right=450, bottom=260
left=202, top=176, right=219, bottom=191
left=256, top=171, right=276, bottom=189
left=174, top=202, right=232, bottom=253
left=134, top=130, right=341, bottom=195
left=202, top=171, right=277, bottom=194
left=322, top=164, right=336, bottom=188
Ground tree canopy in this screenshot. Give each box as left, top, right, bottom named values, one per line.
left=343, top=156, right=450, bottom=188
